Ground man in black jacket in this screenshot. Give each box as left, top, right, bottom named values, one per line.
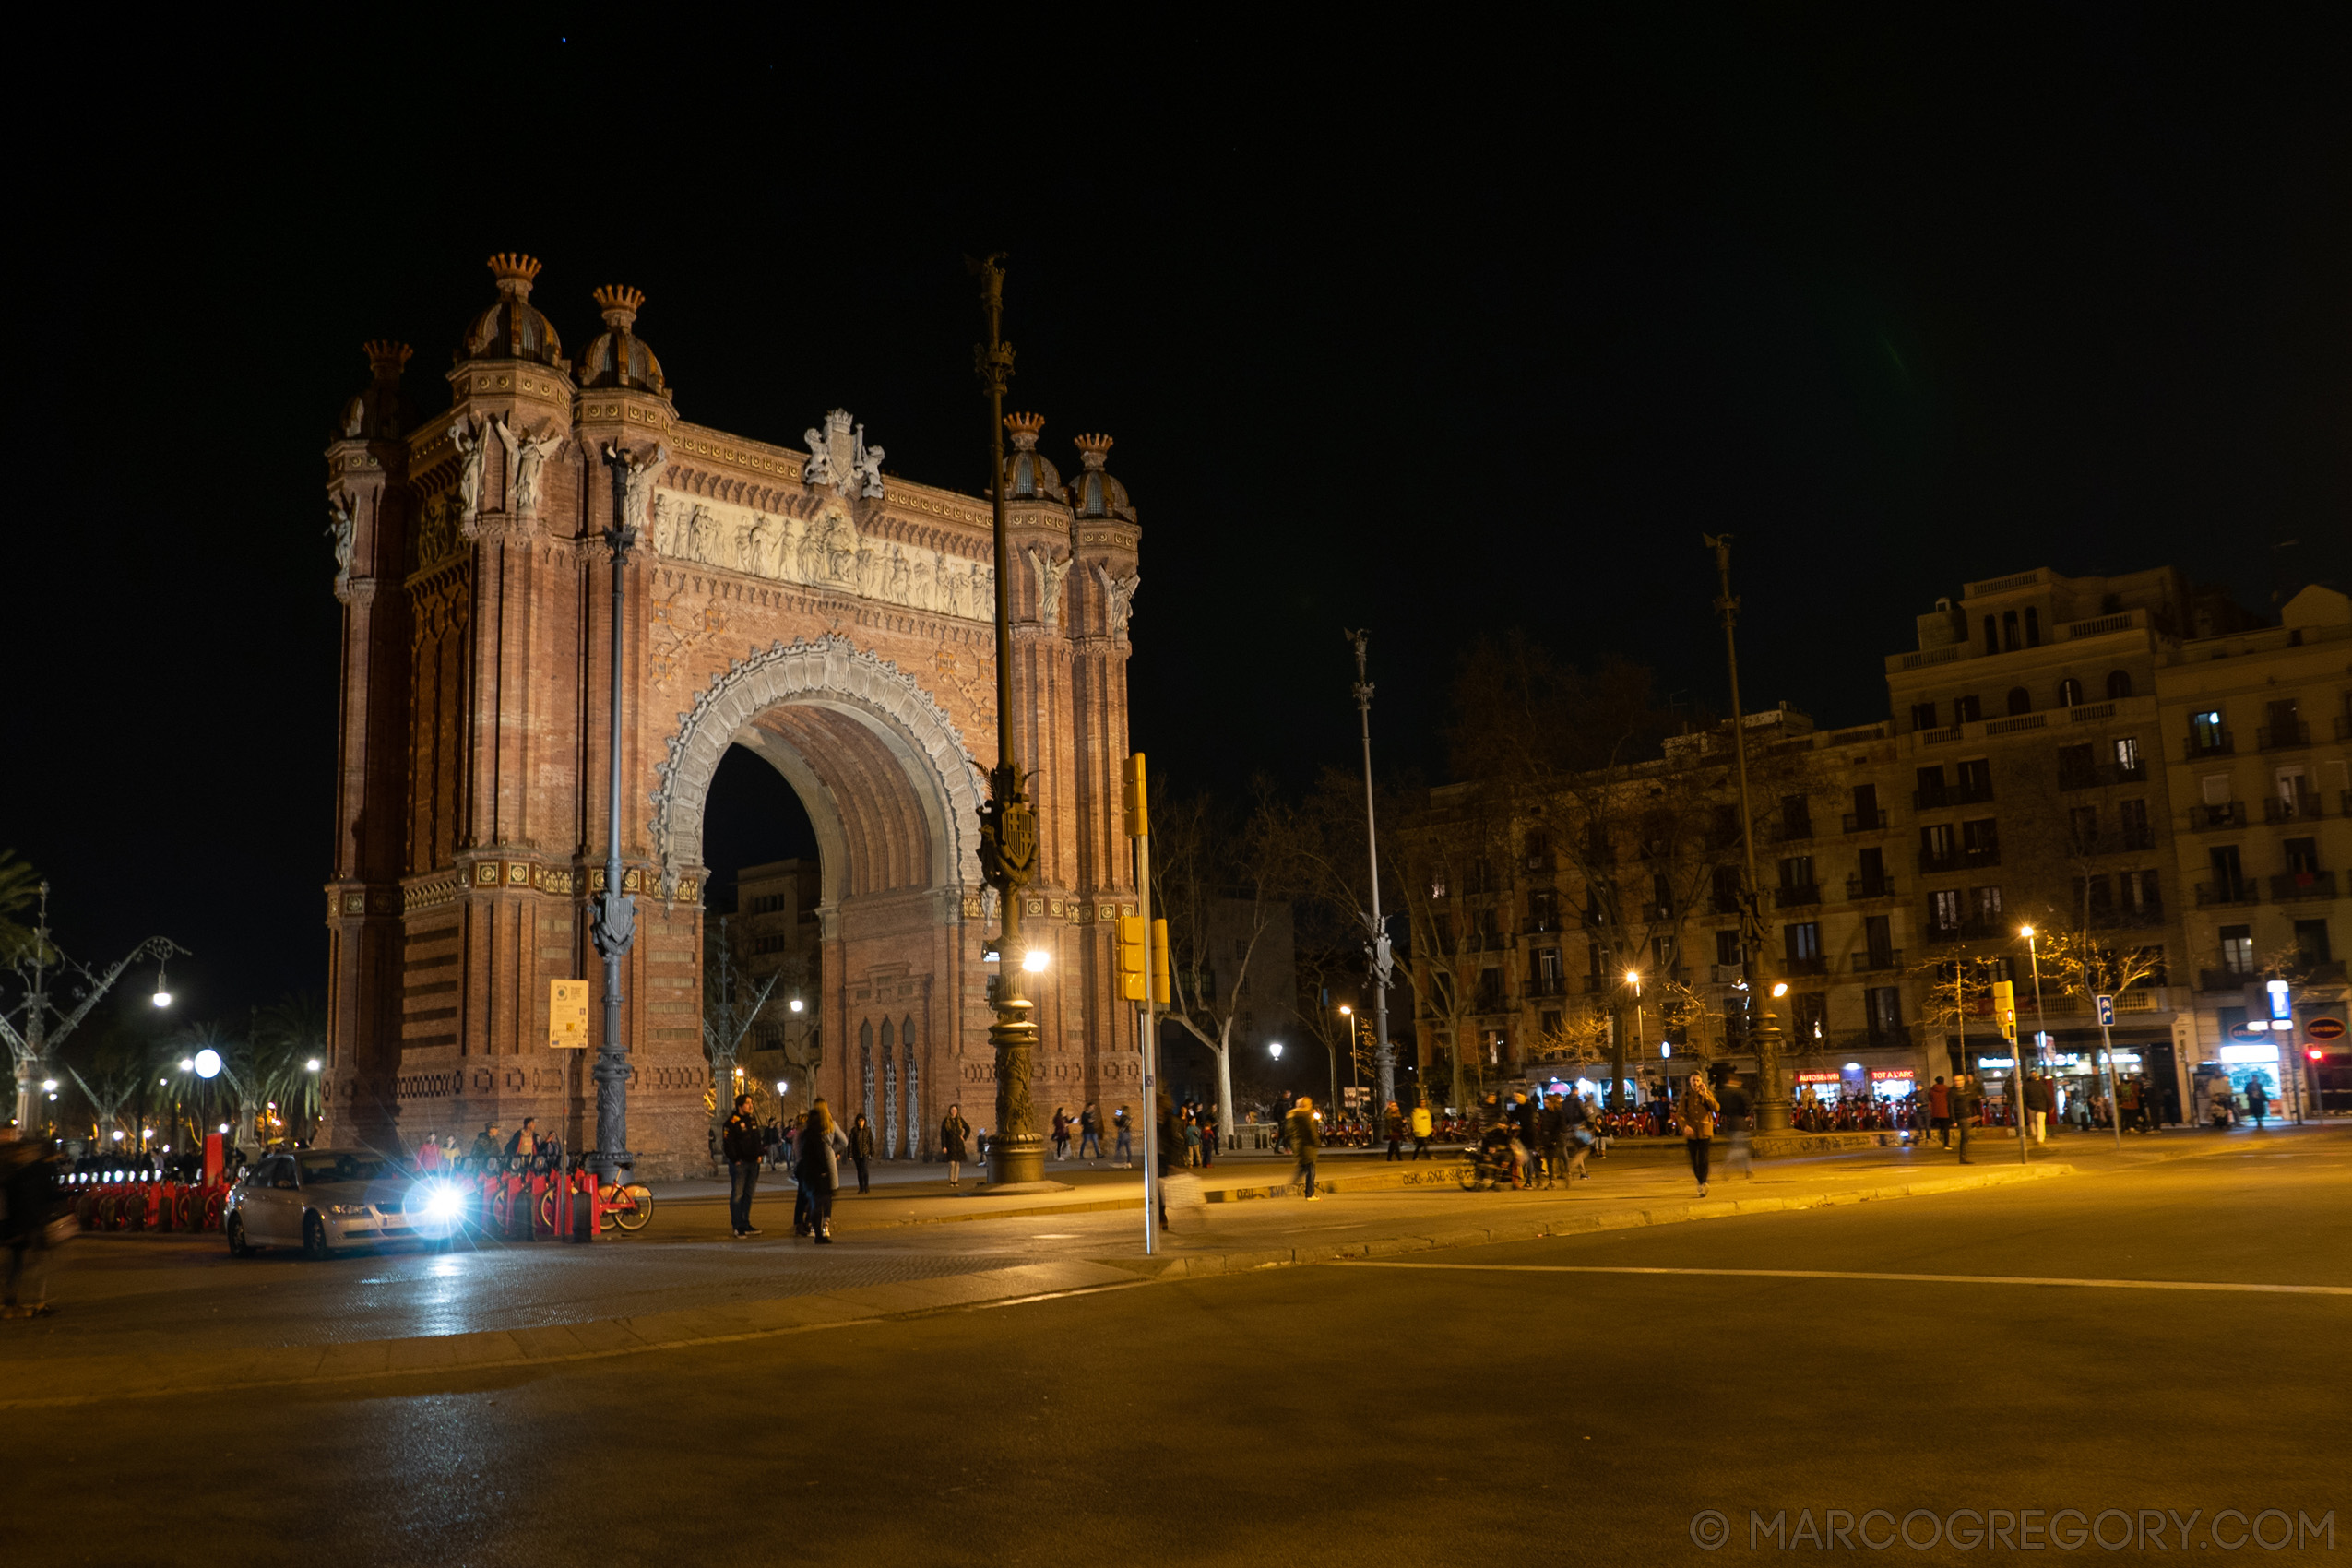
left=722, top=1095, right=765, bottom=1237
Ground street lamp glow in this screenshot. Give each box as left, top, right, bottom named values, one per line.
left=776, top=1080, right=789, bottom=1096
left=179, top=1058, right=194, bottom=1072
left=305, top=1058, right=321, bottom=1072
left=218, top=1123, right=229, bottom=1134
left=41, top=1079, right=57, bottom=1093
left=193, top=1049, right=223, bottom=1080
left=2019, top=924, right=2035, bottom=940
left=790, top=997, right=805, bottom=1014
left=1269, top=1042, right=1285, bottom=1060
left=1021, top=948, right=1051, bottom=973
left=1338, top=1004, right=1351, bottom=1016
left=1625, top=969, right=1640, bottom=985
left=1771, top=982, right=1789, bottom=998
left=152, top=989, right=172, bottom=1008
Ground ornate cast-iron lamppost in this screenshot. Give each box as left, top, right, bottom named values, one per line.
left=971, top=255, right=1044, bottom=1187
left=589, top=445, right=646, bottom=1182
left=1705, top=534, right=1788, bottom=1133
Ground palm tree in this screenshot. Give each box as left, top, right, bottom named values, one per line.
left=0, top=849, right=43, bottom=965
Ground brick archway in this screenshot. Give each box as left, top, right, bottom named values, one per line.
left=650, top=633, right=986, bottom=903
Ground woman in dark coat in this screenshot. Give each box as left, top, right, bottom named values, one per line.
left=847, top=1112, right=875, bottom=1194
left=796, top=1099, right=849, bottom=1242
left=940, top=1104, right=972, bottom=1188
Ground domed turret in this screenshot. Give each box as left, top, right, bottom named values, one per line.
left=579, top=285, right=669, bottom=395
left=1004, top=411, right=1065, bottom=502
left=1070, top=434, right=1134, bottom=522
left=335, top=339, right=413, bottom=442
left=460, top=254, right=564, bottom=368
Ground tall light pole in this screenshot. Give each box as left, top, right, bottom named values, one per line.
left=1703, top=535, right=1788, bottom=1132
left=2, top=882, right=186, bottom=1134
left=1346, top=631, right=1396, bottom=1114
left=971, top=254, right=1044, bottom=1187
left=590, top=445, right=644, bottom=1183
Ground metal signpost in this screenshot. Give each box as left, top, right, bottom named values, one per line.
left=2094, top=992, right=2122, bottom=1148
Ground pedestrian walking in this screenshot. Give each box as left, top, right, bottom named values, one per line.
left=847, top=1112, right=875, bottom=1194
left=1182, top=1119, right=1201, bottom=1167
left=1078, top=1102, right=1103, bottom=1161
left=1384, top=1100, right=1405, bottom=1161
left=2022, top=1073, right=2051, bottom=1146
left=1112, top=1104, right=1133, bottom=1166
left=1409, top=1100, right=1432, bottom=1159
left=722, top=1093, right=764, bottom=1238
left=1718, top=1073, right=1755, bottom=1180
left=1954, top=1074, right=1981, bottom=1163
left=795, top=1099, right=848, bottom=1242
left=1538, top=1095, right=1569, bottom=1190
left=1197, top=1106, right=1218, bottom=1167
left=940, top=1105, right=972, bottom=1187
left=2245, top=1075, right=2270, bottom=1130
left=1287, top=1095, right=1323, bottom=1201
left=2, top=1126, right=65, bottom=1319
left=1562, top=1091, right=1595, bottom=1181
left=1051, top=1106, right=1072, bottom=1161
left=415, top=1134, right=442, bottom=1173
left=1676, top=1074, right=1719, bottom=1197
left=1154, top=1090, right=1186, bottom=1231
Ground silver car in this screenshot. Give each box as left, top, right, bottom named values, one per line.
left=226, top=1148, right=457, bottom=1258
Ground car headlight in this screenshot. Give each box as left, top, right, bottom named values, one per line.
left=327, top=1204, right=372, bottom=1217
left=421, top=1183, right=464, bottom=1220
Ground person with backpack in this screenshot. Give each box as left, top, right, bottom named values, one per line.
left=795, top=1099, right=848, bottom=1243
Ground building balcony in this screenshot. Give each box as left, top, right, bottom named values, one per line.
left=2268, top=871, right=2338, bottom=903
left=2119, top=829, right=2156, bottom=851
left=1782, top=956, right=1829, bottom=977
left=1523, top=852, right=1557, bottom=873
left=1963, top=846, right=2002, bottom=869
left=2189, top=802, right=2244, bottom=831
left=1852, top=948, right=1903, bottom=973
left=1912, top=782, right=1994, bottom=811
left=1707, top=894, right=1742, bottom=916
left=2198, top=968, right=2257, bottom=993
left=1775, top=823, right=1816, bottom=845
left=2183, top=731, right=2234, bottom=760
left=1841, top=807, right=1890, bottom=833
left=2257, top=721, right=2310, bottom=751
left=2193, top=881, right=2259, bottom=909
left=1926, top=920, right=1999, bottom=944
left=2263, top=793, right=2323, bottom=825
left=1826, top=1025, right=1915, bottom=1052
left=1914, top=787, right=1950, bottom=811
left=2087, top=901, right=2166, bottom=929
left=1707, top=963, right=1746, bottom=985
left=1775, top=885, right=1822, bottom=909
left=1918, top=849, right=1957, bottom=873
left=1847, top=873, right=1899, bottom=901
left=1522, top=917, right=1564, bottom=935
left=1526, top=974, right=1569, bottom=998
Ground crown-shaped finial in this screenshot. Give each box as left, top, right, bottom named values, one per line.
left=592, top=285, right=645, bottom=328
left=1072, top=433, right=1113, bottom=469
left=362, top=340, right=413, bottom=382
left=1004, top=411, right=1046, bottom=450
left=487, top=253, right=543, bottom=295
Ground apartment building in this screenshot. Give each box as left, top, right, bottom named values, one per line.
left=2156, top=583, right=2351, bottom=1113
left=728, top=858, right=823, bottom=1104
left=1401, top=564, right=2345, bottom=1120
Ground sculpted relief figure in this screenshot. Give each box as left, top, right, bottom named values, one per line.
left=604, top=442, right=669, bottom=538
left=911, top=552, right=935, bottom=612
left=450, top=414, right=486, bottom=522
left=750, top=514, right=781, bottom=576
left=822, top=514, right=859, bottom=584
left=510, top=426, right=564, bottom=516
left=886, top=544, right=911, bottom=603
left=777, top=516, right=804, bottom=583
left=854, top=541, right=877, bottom=598
left=1095, top=564, right=1141, bottom=636
left=1028, top=547, right=1074, bottom=630
left=851, top=422, right=885, bottom=501
left=326, top=493, right=358, bottom=580
left=801, top=422, right=836, bottom=490
left=650, top=493, right=680, bottom=556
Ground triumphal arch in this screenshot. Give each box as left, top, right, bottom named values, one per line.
left=320, top=255, right=1144, bottom=1177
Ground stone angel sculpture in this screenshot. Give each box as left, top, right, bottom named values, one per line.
left=602, top=442, right=669, bottom=540
left=500, top=423, right=564, bottom=516
left=325, top=493, right=358, bottom=580
left=851, top=423, right=885, bottom=500
left=1094, top=563, right=1141, bottom=636
left=450, top=413, right=486, bottom=522
left=1028, top=547, right=1074, bottom=630
left=802, top=423, right=836, bottom=489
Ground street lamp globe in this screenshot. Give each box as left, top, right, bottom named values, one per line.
left=790, top=997, right=804, bottom=1014
left=1771, top=982, right=1789, bottom=998
left=305, top=1059, right=321, bottom=1072
left=1021, top=948, right=1051, bottom=973
left=152, top=989, right=172, bottom=1008
left=193, top=1049, right=223, bottom=1080
left=1269, top=1042, right=1284, bottom=1060
left=1625, top=969, right=1640, bottom=985
left=2019, top=924, right=2036, bottom=940
left=776, top=1080, right=789, bottom=1096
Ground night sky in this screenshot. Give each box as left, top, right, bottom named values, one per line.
left=11, top=14, right=2346, bottom=1032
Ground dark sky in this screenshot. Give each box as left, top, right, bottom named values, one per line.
left=10, top=13, right=2346, bottom=1029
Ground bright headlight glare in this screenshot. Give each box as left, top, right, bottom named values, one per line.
left=423, top=1184, right=464, bottom=1220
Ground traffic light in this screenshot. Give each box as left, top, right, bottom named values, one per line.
left=1116, top=916, right=1148, bottom=1002
left=1992, top=980, right=2018, bottom=1043
left=1151, top=918, right=1170, bottom=1004
left=1121, top=753, right=1148, bottom=838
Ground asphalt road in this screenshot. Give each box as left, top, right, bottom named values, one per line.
left=6, top=1136, right=2345, bottom=1565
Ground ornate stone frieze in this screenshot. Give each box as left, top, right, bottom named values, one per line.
left=648, top=488, right=994, bottom=620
